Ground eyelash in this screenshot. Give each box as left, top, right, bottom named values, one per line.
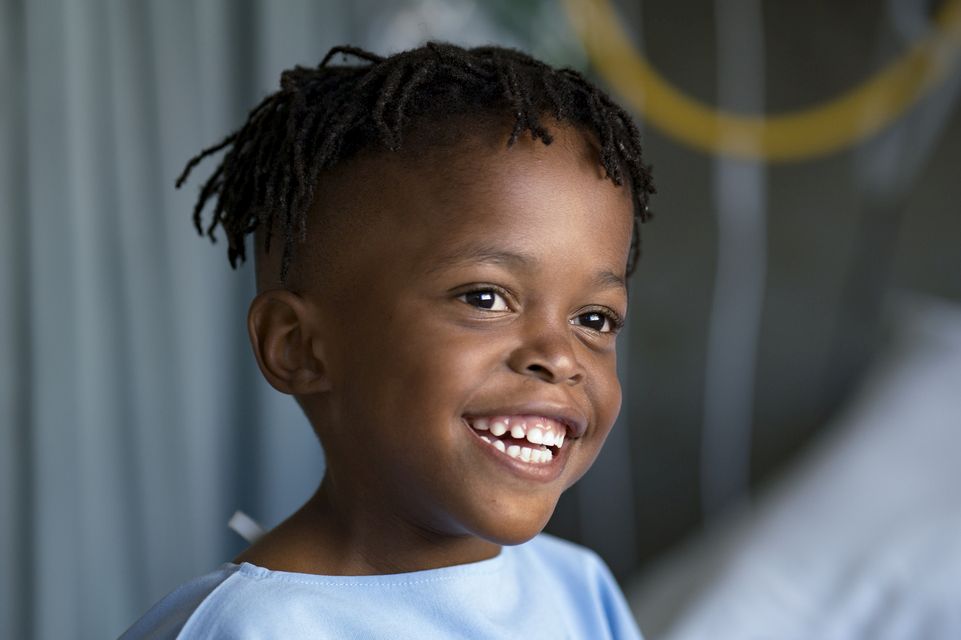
left=456, top=287, right=625, bottom=334
left=574, top=307, right=625, bottom=334
left=456, top=286, right=513, bottom=312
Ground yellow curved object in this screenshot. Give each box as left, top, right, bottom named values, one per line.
left=562, top=0, right=961, bottom=161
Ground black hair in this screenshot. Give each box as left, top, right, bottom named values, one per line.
left=176, top=42, right=655, bottom=281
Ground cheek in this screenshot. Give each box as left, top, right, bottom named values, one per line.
left=562, top=364, right=622, bottom=490
left=600, top=372, right=623, bottom=432
left=607, top=362, right=623, bottom=410
left=368, top=316, right=504, bottom=409
left=588, top=353, right=623, bottom=436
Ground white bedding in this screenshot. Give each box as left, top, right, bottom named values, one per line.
left=628, top=294, right=961, bottom=640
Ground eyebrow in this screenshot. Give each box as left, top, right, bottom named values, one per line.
left=428, top=243, right=627, bottom=291
left=428, top=244, right=537, bottom=272
left=593, top=269, right=627, bottom=291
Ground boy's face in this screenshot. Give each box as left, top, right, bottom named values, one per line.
left=303, top=123, right=634, bottom=550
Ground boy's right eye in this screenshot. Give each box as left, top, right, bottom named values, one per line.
left=458, top=289, right=509, bottom=311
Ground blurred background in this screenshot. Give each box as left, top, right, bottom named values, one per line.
left=2, top=0, right=960, bottom=638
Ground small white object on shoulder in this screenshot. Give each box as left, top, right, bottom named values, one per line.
left=228, top=510, right=266, bottom=544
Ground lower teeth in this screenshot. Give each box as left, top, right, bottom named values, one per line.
left=480, top=435, right=553, bottom=463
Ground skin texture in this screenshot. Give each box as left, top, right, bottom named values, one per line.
left=238, top=123, right=635, bottom=576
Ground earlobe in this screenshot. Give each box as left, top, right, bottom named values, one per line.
left=247, top=290, right=331, bottom=395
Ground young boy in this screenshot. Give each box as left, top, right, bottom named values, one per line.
left=122, top=42, right=654, bottom=639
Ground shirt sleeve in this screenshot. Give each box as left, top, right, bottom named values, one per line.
left=118, top=570, right=232, bottom=640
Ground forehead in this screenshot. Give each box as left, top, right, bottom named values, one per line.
left=359, top=122, right=628, bottom=230
left=291, top=121, right=634, bottom=293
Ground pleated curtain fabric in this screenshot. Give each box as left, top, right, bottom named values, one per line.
left=0, top=2, right=345, bottom=637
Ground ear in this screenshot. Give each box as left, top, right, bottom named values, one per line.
left=247, top=289, right=331, bottom=395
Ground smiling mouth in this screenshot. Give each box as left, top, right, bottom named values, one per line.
left=464, top=416, right=568, bottom=464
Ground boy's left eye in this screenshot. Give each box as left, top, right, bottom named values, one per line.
left=456, top=289, right=621, bottom=333
left=458, top=289, right=509, bottom=311
left=571, top=311, right=619, bottom=333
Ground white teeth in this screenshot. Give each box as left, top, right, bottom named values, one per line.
left=473, top=416, right=565, bottom=464
left=480, top=438, right=553, bottom=465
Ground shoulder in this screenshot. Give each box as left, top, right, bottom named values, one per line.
left=119, top=557, right=494, bottom=638
left=517, top=532, right=612, bottom=581
left=513, top=534, right=645, bottom=639
left=120, top=563, right=345, bottom=639
left=120, top=563, right=362, bottom=640
left=119, top=565, right=241, bottom=639
left=121, top=561, right=444, bottom=639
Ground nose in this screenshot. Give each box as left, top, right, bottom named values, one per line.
left=507, top=323, right=585, bottom=385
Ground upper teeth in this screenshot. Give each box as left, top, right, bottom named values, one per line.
left=470, top=416, right=567, bottom=449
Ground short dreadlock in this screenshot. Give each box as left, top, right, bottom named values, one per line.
left=176, top=42, right=655, bottom=281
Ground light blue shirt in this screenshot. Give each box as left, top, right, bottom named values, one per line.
left=121, top=533, right=644, bottom=639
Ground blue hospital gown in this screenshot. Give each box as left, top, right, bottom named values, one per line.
left=120, top=533, right=643, bottom=639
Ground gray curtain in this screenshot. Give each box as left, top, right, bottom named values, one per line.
left=0, top=2, right=356, bottom=638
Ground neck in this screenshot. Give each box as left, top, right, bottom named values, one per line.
left=233, top=478, right=501, bottom=576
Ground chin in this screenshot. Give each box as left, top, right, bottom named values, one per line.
left=471, top=507, right=555, bottom=546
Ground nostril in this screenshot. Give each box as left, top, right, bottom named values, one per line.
left=525, top=363, right=555, bottom=382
